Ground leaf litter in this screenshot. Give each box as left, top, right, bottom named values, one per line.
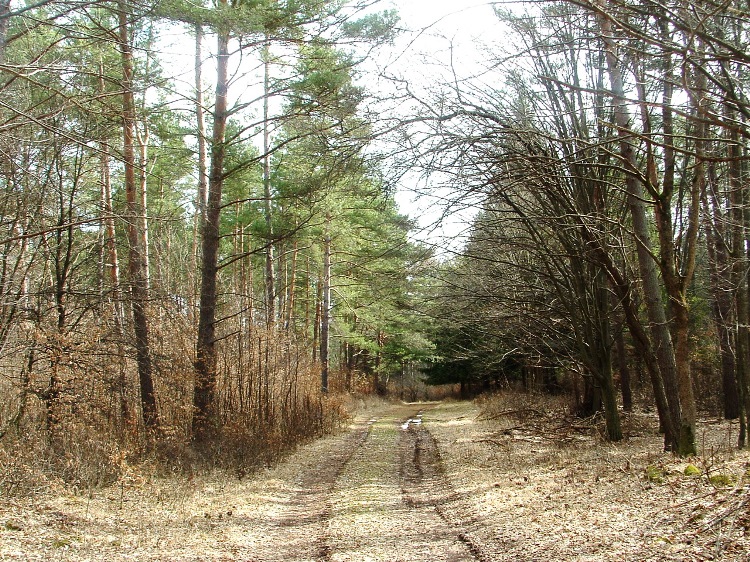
left=0, top=393, right=748, bottom=561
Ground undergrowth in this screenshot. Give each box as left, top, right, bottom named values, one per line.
left=0, top=391, right=354, bottom=497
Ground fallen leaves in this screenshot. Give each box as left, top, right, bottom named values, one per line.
left=0, top=395, right=748, bottom=561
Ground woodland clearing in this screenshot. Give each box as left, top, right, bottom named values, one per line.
left=1, top=394, right=749, bottom=561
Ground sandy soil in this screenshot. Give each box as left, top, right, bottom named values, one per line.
left=1, top=395, right=749, bottom=561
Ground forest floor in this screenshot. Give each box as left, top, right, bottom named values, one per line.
left=1, top=393, right=749, bottom=561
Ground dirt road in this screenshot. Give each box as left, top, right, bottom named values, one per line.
left=2, top=398, right=749, bottom=561
left=242, top=402, right=482, bottom=562
left=2, top=402, right=486, bottom=562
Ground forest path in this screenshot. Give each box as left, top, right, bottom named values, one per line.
left=4, top=401, right=488, bottom=562
left=4, top=397, right=749, bottom=561
left=247, top=402, right=481, bottom=561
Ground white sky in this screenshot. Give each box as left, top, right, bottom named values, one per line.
left=380, top=1, right=502, bottom=255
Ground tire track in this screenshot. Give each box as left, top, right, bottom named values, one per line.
left=399, top=415, right=494, bottom=562
left=271, top=415, right=378, bottom=561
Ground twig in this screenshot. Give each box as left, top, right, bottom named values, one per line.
left=699, top=488, right=750, bottom=533
left=477, top=408, right=545, bottom=421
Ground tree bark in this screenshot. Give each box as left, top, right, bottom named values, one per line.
left=313, top=265, right=321, bottom=364
left=118, top=2, right=158, bottom=433
left=320, top=216, right=331, bottom=393
left=702, top=175, right=739, bottom=419
left=190, top=24, right=208, bottom=322
left=596, top=5, right=681, bottom=451
left=195, top=24, right=208, bottom=222
left=285, top=239, right=298, bottom=332
left=193, top=20, right=229, bottom=443
left=729, top=122, right=750, bottom=447
left=594, top=266, right=622, bottom=441
left=263, top=39, right=276, bottom=328
left=596, top=243, right=674, bottom=441
left=136, top=122, right=150, bottom=289
left=611, top=300, right=632, bottom=412
left=99, top=62, right=128, bottom=429
left=0, top=0, right=10, bottom=63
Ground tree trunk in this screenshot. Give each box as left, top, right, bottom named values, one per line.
left=601, top=372, right=623, bottom=441
left=193, top=20, right=229, bottom=444
left=99, top=62, right=128, bottom=429
left=136, top=122, right=150, bottom=289
left=584, top=227, right=673, bottom=440
left=664, top=38, right=709, bottom=456
left=702, top=176, right=740, bottom=419
left=612, top=306, right=632, bottom=412
left=313, top=277, right=321, bottom=364
left=305, top=255, right=312, bottom=341
left=100, top=75, right=124, bottom=325
left=320, top=218, right=331, bottom=393
left=285, top=239, right=298, bottom=332
left=594, top=265, right=622, bottom=441
left=0, top=0, right=10, bottom=63
left=277, top=239, right=286, bottom=325
left=673, top=303, right=697, bottom=455
left=597, top=6, right=680, bottom=450
left=191, top=23, right=208, bottom=322
left=580, top=375, right=602, bottom=417
left=263, top=39, right=276, bottom=328
left=118, top=2, right=158, bottom=433
left=729, top=122, right=750, bottom=447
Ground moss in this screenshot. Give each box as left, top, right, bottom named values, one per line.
left=677, top=424, right=697, bottom=457
left=645, top=465, right=666, bottom=483
left=683, top=464, right=701, bottom=477
left=709, top=473, right=735, bottom=487
left=4, top=521, right=22, bottom=531
left=52, top=538, right=72, bottom=548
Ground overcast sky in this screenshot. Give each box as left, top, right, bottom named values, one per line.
left=380, top=1, right=502, bottom=253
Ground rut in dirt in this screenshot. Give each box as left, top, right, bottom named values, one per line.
left=399, top=413, right=494, bottom=562
left=257, top=416, right=376, bottom=561
left=249, top=404, right=490, bottom=561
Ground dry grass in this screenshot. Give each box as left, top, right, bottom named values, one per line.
left=1, top=393, right=748, bottom=561
left=0, top=396, right=395, bottom=561
left=432, top=393, right=750, bottom=561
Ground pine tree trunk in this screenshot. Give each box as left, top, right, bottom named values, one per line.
left=99, top=63, right=128, bottom=428
left=263, top=39, right=276, bottom=328
left=285, top=240, right=298, bottom=332
left=193, top=21, right=229, bottom=443
left=595, top=266, right=622, bottom=441
left=601, top=372, right=623, bottom=441
left=0, top=0, right=10, bottom=63
left=118, top=2, right=158, bottom=434
left=313, top=279, right=321, bottom=364
left=729, top=126, right=750, bottom=447
left=136, top=123, right=150, bottom=289
left=663, top=39, right=709, bottom=457
left=597, top=6, right=680, bottom=450
left=702, top=179, right=740, bottom=419
left=320, top=219, right=331, bottom=393
left=191, top=23, right=208, bottom=322
left=610, top=290, right=633, bottom=412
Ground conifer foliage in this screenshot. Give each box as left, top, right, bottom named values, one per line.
left=0, top=0, right=423, bottom=474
